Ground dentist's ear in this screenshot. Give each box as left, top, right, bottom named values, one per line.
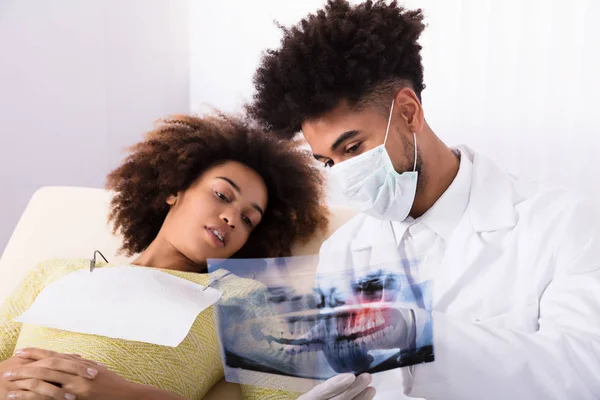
left=394, top=87, right=424, bottom=134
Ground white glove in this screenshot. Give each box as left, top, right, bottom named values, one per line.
left=297, top=373, right=376, bottom=400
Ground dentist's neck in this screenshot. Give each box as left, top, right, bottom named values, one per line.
left=409, top=125, right=460, bottom=219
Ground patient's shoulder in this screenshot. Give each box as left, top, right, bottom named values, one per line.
left=5, top=258, right=93, bottom=304
left=28, top=258, right=91, bottom=287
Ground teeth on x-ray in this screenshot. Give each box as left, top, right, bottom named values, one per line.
left=256, top=308, right=389, bottom=346
left=208, top=255, right=434, bottom=382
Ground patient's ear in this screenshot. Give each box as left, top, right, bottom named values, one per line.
left=166, top=194, right=177, bottom=206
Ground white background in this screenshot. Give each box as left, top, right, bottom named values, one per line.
left=0, top=0, right=190, bottom=253
left=1, top=0, right=599, bottom=254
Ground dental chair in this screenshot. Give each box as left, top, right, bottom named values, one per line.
left=0, top=186, right=357, bottom=399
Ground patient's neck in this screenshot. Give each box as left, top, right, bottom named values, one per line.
left=132, top=237, right=206, bottom=273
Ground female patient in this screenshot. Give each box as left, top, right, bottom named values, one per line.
left=0, top=113, right=329, bottom=399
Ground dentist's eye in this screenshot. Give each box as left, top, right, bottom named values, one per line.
left=346, top=143, right=361, bottom=154
left=323, top=159, right=334, bottom=168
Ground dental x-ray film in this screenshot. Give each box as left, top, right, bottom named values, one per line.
left=207, top=254, right=434, bottom=392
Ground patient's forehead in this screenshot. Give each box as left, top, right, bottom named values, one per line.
left=189, top=160, right=268, bottom=211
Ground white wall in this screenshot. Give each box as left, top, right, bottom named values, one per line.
left=415, top=0, right=600, bottom=201
left=2, top=0, right=599, bottom=254
left=189, top=0, right=329, bottom=115
left=0, top=0, right=190, bottom=254
left=190, top=0, right=600, bottom=206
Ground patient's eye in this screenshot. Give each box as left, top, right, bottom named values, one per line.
left=241, top=214, right=253, bottom=228
left=215, top=191, right=229, bottom=202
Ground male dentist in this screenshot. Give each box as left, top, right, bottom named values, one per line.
left=247, top=1, right=600, bottom=398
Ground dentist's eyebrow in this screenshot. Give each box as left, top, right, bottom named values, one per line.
left=331, top=130, right=361, bottom=152
left=313, top=130, right=361, bottom=160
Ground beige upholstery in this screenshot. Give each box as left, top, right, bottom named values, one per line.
left=0, top=186, right=357, bottom=399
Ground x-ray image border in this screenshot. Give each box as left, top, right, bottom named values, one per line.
left=207, top=254, right=434, bottom=392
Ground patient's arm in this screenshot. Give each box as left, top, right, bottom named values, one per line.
left=0, top=261, right=81, bottom=397
left=3, top=348, right=191, bottom=400
left=240, top=384, right=300, bottom=399
left=0, top=258, right=108, bottom=360
left=0, top=260, right=56, bottom=360
left=128, top=383, right=190, bottom=400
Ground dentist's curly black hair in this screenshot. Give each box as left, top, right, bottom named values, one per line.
left=247, top=0, right=427, bottom=138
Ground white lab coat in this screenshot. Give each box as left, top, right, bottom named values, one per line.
left=318, top=146, right=600, bottom=400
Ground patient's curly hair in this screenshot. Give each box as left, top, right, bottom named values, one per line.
left=247, top=0, right=426, bottom=138
left=106, top=113, right=328, bottom=259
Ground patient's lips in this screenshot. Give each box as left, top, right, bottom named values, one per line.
left=205, top=225, right=227, bottom=248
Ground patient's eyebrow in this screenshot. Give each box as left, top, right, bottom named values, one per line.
left=252, top=204, right=264, bottom=217
left=216, top=176, right=264, bottom=217
left=217, top=177, right=240, bottom=193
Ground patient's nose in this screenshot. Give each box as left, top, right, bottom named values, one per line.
left=221, top=216, right=235, bottom=230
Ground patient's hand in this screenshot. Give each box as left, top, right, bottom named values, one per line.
left=0, top=348, right=98, bottom=399
left=0, top=354, right=33, bottom=399
left=3, top=348, right=187, bottom=400
left=1, top=348, right=103, bottom=399
left=0, top=353, right=32, bottom=373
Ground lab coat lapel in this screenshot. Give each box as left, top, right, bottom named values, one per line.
left=432, top=147, right=518, bottom=310
left=370, top=221, right=403, bottom=265
left=350, top=218, right=403, bottom=268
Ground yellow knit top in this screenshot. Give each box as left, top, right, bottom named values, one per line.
left=0, top=258, right=299, bottom=400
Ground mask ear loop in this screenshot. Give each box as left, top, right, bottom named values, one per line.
left=412, top=131, right=418, bottom=172
left=385, top=99, right=418, bottom=172
left=383, top=100, right=395, bottom=146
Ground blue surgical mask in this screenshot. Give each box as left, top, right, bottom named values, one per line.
left=329, top=100, right=418, bottom=221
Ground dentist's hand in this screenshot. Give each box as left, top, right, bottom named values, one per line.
left=297, top=373, right=375, bottom=400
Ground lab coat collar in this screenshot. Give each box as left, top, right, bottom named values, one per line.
left=350, top=215, right=394, bottom=251
left=415, top=147, right=472, bottom=240
left=457, top=145, right=518, bottom=232
left=350, top=145, right=518, bottom=251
